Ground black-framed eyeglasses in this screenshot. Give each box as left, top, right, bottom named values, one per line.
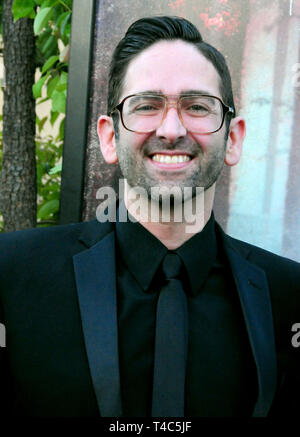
left=108, top=93, right=235, bottom=134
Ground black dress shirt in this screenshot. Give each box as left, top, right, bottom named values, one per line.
left=115, top=210, right=258, bottom=417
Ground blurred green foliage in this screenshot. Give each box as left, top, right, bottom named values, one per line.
left=0, top=0, right=72, bottom=229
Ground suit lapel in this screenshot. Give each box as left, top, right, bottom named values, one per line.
left=218, top=227, right=277, bottom=417
left=73, top=227, right=122, bottom=417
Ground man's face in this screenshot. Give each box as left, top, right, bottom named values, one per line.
left=114, top=40, right=229, bottom=197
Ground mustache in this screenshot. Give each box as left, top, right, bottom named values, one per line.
left=142, top=138, right=200, bottom=156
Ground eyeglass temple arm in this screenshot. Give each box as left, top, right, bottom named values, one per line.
left=227, top=105, right=235, bottom=117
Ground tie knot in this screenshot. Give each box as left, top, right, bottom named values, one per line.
left=162, top=253, right=182, bottom=280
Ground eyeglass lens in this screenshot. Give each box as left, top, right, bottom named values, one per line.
left=122, top=95, right=224, bottom=133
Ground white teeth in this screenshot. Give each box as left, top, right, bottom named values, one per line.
left=151, top=154, right=191, bottom=163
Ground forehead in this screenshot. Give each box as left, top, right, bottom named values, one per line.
left=122, top=39, right=221, bottom=99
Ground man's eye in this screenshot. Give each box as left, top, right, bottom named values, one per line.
left=135, top=105, right=157, bottom=111
left=133, top=103, right=162, bottom=114
left=187, top=104, right=209, bottom=113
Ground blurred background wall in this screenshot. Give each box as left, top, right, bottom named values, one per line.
left=82, top=0, right=300, bottom=261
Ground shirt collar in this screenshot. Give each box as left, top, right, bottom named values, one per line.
left=116, top=206, right=217, bottom=296
left=176, top=212, right=217, bottom=296
left=116, top=207, right=168, bottom=291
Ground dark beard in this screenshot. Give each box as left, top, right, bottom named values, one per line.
left=116, top=135, right=227, bottom=199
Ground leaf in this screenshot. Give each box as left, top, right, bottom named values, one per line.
left=59, top=118, right=65, bottom=140
left=50, top=111, right=60, bottom=126
left=36, top=27, right=52, bottom=50
left=34, top=7, right=53, bottom=35
left=49, top=163, right=62, bottom=175
left=52, top=89, right=66, bottom=113
left=12, top=0, right=36, bottom=21
left=55, top=73, right=68, bottom=92
left=36, top=96, right=50, bottom=105
left=41, top=35, right=58, bottom=58
left=55, top=11, right=69, bottom=28
left=36, top=115, right=48, bottom=133
left=43, top=0, right=58, bottom=7
left=38, top=199, right=60, bottom=219
left=59, top=71, right=68, bottom=84
left=41, top=55, right=59, bottom=74
left=63, top=23, right=71, bottom=40
left=47, top=75, right=60, bottom=98
left=60, top=11, right=71, bottom=37
left=55, top=82, right=67, bottom=93
left=38, top=116, right=48, bottom=133
left=32, top=73, right=49, bottom=99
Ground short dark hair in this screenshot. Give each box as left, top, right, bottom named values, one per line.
left=108, top=16, right=235, bottom=135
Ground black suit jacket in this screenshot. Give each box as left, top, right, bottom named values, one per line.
left=0, top=219, right=299, bottom=417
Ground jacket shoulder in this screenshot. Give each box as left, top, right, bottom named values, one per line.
left=223, top=231, right=300, bottom=303
left=226, top=233, right=300, bottom=270
left=0, top=219, right=113, bottom=267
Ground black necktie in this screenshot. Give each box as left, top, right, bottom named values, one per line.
left=151, top=253, right=189, bottom=417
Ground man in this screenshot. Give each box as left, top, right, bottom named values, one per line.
left=0, top=16, right=299, bottom=418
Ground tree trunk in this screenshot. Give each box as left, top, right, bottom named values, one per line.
left=0, top=0, right=36, bottom=232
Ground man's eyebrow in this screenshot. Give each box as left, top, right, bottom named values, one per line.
left=133, top=90, right=164, bottom=96
left=179, top=89, right=217, bottom=97
left=131, top=90, right=218, bottom=97
left=127, top=93, right=161, bottom=106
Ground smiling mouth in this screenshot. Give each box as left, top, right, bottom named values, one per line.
left=148, top=150, right=195, bottom=166
left=150, top=153, right=192, bottom=164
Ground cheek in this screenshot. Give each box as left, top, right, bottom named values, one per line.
left=191, top=131, right=226, bottom=152
left=189, top=133, right=211, bottom=153
left=119, top=130, right=153, bottom=153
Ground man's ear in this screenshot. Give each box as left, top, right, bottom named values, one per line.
left=224, top=116, right=246, bottom=166
left=97, top=115, right=118, bottom=164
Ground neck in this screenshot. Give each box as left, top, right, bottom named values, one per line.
left=123, top=182, right=215, bottom=250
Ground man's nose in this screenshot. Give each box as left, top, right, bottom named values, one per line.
left=155, top=107, right=187, bottom=144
